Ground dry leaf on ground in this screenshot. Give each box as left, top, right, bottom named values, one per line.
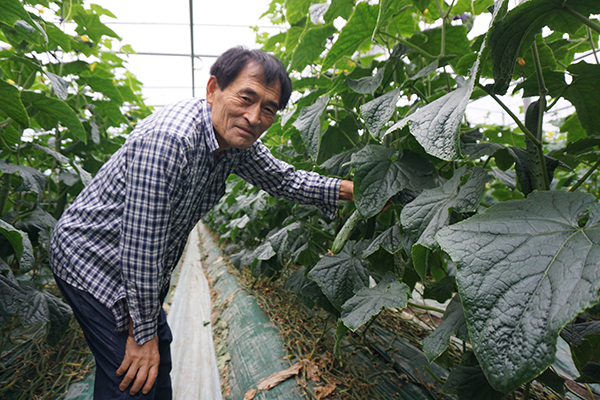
left=244, top=388, right=257, bottom=400
left=256, top=362, right=303, bottom=391
left=314, top=383, right=336, bottom=399
left=305, top=360, right=320, bottom=382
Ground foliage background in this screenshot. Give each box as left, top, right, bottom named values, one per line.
left=203, top=0, right=600, bottom=398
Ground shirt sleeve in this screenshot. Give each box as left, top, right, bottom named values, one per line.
left=119, top=132, right=185, bottom=345
left=234, top=141, right=341, bottom=219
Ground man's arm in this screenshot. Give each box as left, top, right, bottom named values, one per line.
left=118, top=133, right=184, bottom=394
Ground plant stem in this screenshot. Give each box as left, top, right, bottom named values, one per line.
left=379, top=31, right=438, bottom=60
left=530, top=41, right=550, bottom=190
left=524, top=381, right=531, bottom=400
left=0, top=174, right=9, bottom=215
left=478, top=83, right=541, bottom=147
left=587, top=27, right=600, bottom=64
left=564, top=6, right=600, bottom=35
left=407, top=301, right=446, bottom=314
left=570, top=158, right=600, bottom=192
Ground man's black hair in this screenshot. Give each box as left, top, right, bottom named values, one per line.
left=210, top=46, right=292, bottom=110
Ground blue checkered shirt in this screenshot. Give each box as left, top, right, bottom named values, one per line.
left=50, top=98, right=341, bottom=344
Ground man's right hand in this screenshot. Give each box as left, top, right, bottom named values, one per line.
left=116, top=328, right=160, bottom=395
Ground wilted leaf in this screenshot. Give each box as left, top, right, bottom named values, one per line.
left=314, top=383, right=336, bottom=399
left=360, top=88, right=399, bottom=138
left=436, top=191, right=600, bottom=393
left=352, top=145, right=437, bottom=219
left=256, top=361, right=303, bottom=390
left=341, top=274, right=409, bottom=331
left=308, top=241, right=370, bottom=310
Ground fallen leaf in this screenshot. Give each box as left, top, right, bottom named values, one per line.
left=328, top=376, right=342, bottom=385
left=244, top=388, right=257, bottom=400
left=314, top=383, right=336, bottom=399
left=256, top=362, right=303, bottom=391
left=305, top=360, right=320, bottom=382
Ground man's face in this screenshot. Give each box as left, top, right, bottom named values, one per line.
left=206, top=62, right=281, bottom=152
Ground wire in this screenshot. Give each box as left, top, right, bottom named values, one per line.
left=62, top=20, right=280, bottom=29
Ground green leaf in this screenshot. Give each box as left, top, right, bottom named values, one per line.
left=564, top=62, right=600, bottom=136
left=362, top=223, right=412, bottom=259
left=436, top=191, right=600, bottom=393
left=322, top=2, right=379, bottom=71
left=443, top=363, right=506, bottom=400
left=352, top=145, right=437, bottom=219
left=323, top=0, right=354, bottom=23
left=0, top=219, right=34, bottom=272
left=422, top=294, right=469, bottom=363
left=386, top=58, right=480, bottom=161
left=20, top=91, right=87, bottom=143
left=0, top=79, right=29, bottom=127
left=401, top=166, right=491, bottom=249
left=334, top=319, right=349, bottom=355
left=284, top=0, right=313, bottom=25
left=309, top=3, right=329, bottom=24
left=360, top=88, right=399, bottom=138
left=292, top=94, right=329, bottom=160
left=341, top=274, right=409, bottom=331
left=38, top=289, right=72, bottom=346
left=286, top=267, right=334, bottom=311
left=487, top=0, right=600, bottom=95
left=0, top=159, right=46, bottom=194
left=408, top=59, right=439, bottom=81
left=73, top=8, right=120, bottom=42
left=308, top=240, right=370, bottom=310
left=46, top=72, right=69, bottom=101
left=291, top=25, right=337, bottom=72
left=79, top=75, right=124, bottom=105
left=348, top=65, right=385, bottom=94
left=0, top=0, right=32, bottom=26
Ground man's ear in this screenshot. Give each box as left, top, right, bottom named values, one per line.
left=206, top=76, right=219, bottom=104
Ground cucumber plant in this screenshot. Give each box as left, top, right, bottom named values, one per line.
left=205, top=0, right=600, bottom=398
left=0, top=0, right=151, bottom=348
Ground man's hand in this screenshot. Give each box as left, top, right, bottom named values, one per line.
left=339, top=180, right=354, bottom=202
left=116, top=321, right=160, bottom=395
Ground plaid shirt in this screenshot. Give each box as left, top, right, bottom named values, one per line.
left=50, top=98, right=341, bottom=345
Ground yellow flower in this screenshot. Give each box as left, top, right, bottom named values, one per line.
left=91, top=62, right=97, bottom=72
left=81, top=36, right=89, bottom=42
left=6, top=79, right=15, bottom=85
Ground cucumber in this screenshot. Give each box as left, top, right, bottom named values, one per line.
left=331, top=209, right=362, bottom=254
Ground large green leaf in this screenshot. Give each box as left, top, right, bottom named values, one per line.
left=348, top=65, right=385, bottom=94
left=341, top=274, right=409, bottom=331
left=308, top=240, right=370, bottom=310
left=563, top=62, right=600, bottom=136
left=360, top=88, right=400, bottom=138
left=436, top=191, right=600, bottom=393
left=322, top=2, right=379, bottom=71
left=487, top=0, right=600, bottom=95
left=443, top=363, right=505, bottom=400
left=422, top=294, right=469, bottom=363
left=291, top=24, right=337, bottom=72
left=79, top=75, right=124, bottom=105
left=0, top=159, right=46, bottom=194
left=0, top=79, right=29, bottom=127
left=323, top=0, right=355, bottom=23
left=352, top=145, right=437, bottom=219
left=284, top=0, right=313, bottom=25
left=362, top=222, right=412, bottom=259
left=20, top=91, right=87, bottom=143
left=0, top=219, right=34, bottom=272
left=0, top=0, right=32, bottom=26
left=292, top=95, right=329, bottom=159
left=401, top=166, right=491, bottom=249
left=385, top=58, right=480, bottom=161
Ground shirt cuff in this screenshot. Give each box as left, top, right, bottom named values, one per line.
left=132, top=317, right=158, bottom=345
left=321, top=178, right=342, bottom=220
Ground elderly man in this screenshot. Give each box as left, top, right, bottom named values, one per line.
left=49, top=46, right=354, bottom=399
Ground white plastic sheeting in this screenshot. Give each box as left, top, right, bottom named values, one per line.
left=168, top=225, right=222, bottom=400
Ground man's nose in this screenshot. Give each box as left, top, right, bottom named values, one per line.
left=245, top=104, right=261, bottom=126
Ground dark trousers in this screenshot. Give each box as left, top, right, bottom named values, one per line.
left=54, top=274, right=173, bottom=400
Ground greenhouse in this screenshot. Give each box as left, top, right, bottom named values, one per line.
left=2, top=0, right=600, bottom=399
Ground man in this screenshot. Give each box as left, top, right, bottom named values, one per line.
left=50, top=47, right=354, bottom=399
